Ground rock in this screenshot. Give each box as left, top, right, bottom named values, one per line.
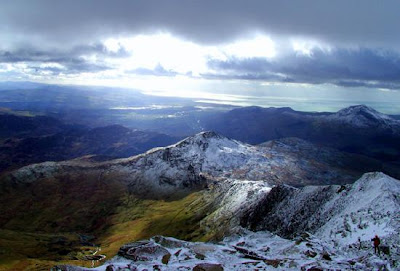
left=153, top=235, right=187, bottom=248
left=183, top=253, right=193, bottom=261
left=259, top=246, right=270, bottom=252
left=162, top=253, right=171, bottom=264
left=191, top=244, right=216, bottom=255
left=83, top=254, right=106, bottom=261
left=221, top=249, right=236, bottom=254
left=192, top=263, right=224, bottom=271
left=105, top=265, right=115, bottom=271
left=307, top=267, right=324, bottom=271
left=118, top=240, right=170, bottom=262
left=305, top=250, right=317, bottom=258
left=381, top=245, right=390, bottom=255
left=126, top=264, right=138, bottom=271
left=174, top=249, right=182, bottom=257
left=322, top=253, right=332, bottom=261
left=233, top=245, right=265, bottom=261
left=264, top=259, right=281, bottom=268
left=195, top=253, right=206, bottom=260
left=240, top=261, right=260, bottom=266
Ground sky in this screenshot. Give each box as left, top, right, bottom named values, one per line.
left=1, top=0, right=400, bottom=113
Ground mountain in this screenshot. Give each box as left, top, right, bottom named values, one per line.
left=325, top=104, right=399, bottom=129
left=241, top=172, right=400, bottom=240
left=0, top=114, right=180, bottom=174
left=60, top=172, right=400, bottom=271
left=2, top=131, right=394, bottom=194
left=0, top=113, right=68, bottom=138
left=203, top=105, right=400, bottom=163
left=1, top=82, right=399, bottom=164
left=1, top=132, right=400, bottom=270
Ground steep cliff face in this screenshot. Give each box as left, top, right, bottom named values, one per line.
left=241, top=172, right=400, bottom=244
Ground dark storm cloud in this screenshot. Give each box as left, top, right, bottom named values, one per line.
left=206, top=48, right=400, bottom=89
left=0, top=44, right=128, bottom=63
left=2, top=0, right=400, bottom=90
left=1, top=0, right=400, bottom=48
left=0, top=43, right=128, bottom=73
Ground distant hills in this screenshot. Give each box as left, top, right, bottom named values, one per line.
left=204, top=104, right=400, bottom=163
left=0, top=114, right=179, bottom=174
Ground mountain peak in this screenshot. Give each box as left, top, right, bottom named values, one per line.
left=327, top=104, right=395, bottom=128
left=336, top=104, right=391, bottom=120
left=197, top=130, right=222, bottom=139
left=175, top=131, right=226, bottom=147
left=353, top=171, right=400, bottom=192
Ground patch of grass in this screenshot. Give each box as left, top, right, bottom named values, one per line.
left=0, top=229, right=90, bottom=271
left=97, top=191, right=210, bottom=258
left=0, top=173, right=215, bottom=270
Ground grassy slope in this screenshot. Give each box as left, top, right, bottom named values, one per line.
left=0, top=173, right=213, bottom=271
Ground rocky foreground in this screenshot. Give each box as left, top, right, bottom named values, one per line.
left=55, top=230, right=397, bottom=271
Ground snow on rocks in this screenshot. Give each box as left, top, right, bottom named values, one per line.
left=316, top=172, right=400, bottom=246
left=4, top=131, right=367, bottom=199
left=68, top=229, right=396, bottom=270
left=241, top=172, right=400, bottom=244
left=324, top=104, right=399, bottom=130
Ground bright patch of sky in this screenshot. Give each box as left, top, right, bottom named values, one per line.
left=102, top=33, right=276, bottom=76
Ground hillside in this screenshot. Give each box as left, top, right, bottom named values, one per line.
left=2, top=131, right=397, bottom=270
left=0, top=113, right=179, bottom=174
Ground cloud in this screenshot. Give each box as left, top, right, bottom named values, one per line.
left=1, top=1, right=400, bottom=93
left=128, top=64, right=178, bottom=77
left=1, top=0, right=400, bottom=49
left=205, top=48, right=400, bottom=89
left=0, top=43, right=129, bottom=74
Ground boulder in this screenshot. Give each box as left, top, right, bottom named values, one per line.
left=305, top=250, right=317, bottom=258
left=118, top=240, right=170, bottom=262
left=161, top=253, right=171, bottom=264
left=153, top=235, right=187, bottom=248
left=381, top=245, right=390, bottom=255
left=192, top=263, right=224, bottom=271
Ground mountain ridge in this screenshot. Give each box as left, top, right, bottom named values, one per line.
left=60, top=172, right=400, bottom=271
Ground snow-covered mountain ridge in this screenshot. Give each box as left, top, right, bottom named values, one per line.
left=5, top=131, right=394, bottom=199
left=241, top=172, right=400, bottom=246
left=324, top=104, right=400, bottom=129
left=62, top=172, right=400, bottom=271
